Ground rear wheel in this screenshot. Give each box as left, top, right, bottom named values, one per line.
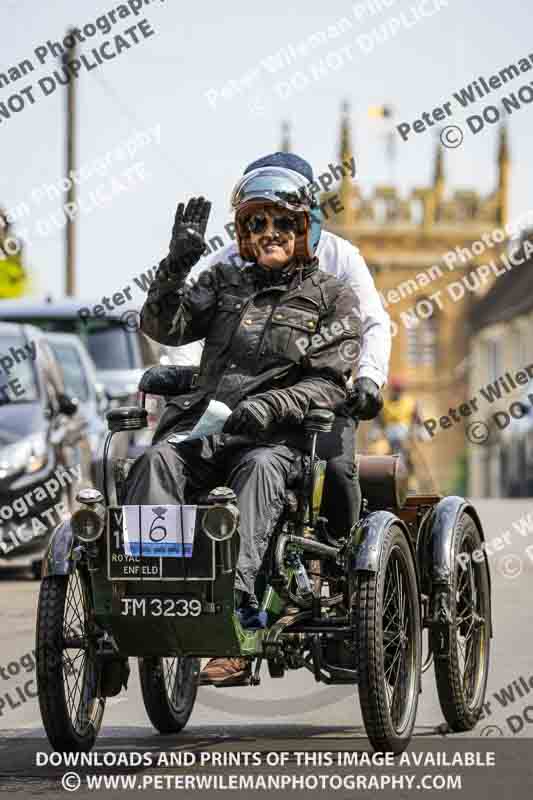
left=354, top=523, right=422, bottom=754
left=36, top=571, right=105, bottom=751
left=433, top=514, right=491, bottom=731
left=139, top=656, right=199, bottom=734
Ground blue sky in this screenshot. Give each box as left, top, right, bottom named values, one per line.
left=1, top=0, right=531, bottom=302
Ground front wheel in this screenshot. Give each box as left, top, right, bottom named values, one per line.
left=139, top=656, right=199, bottom=734
left=36, top=571, right=105, bottom=752
left=354, top=523, right=422, bottom=754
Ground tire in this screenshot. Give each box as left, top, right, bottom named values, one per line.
left=36, top=571, right=105, bottom=752
left=354, top=523, right=422, bottom=754
left=139, top=656, right=199, bottom=734
left=433, top=514, right=491, bottom=731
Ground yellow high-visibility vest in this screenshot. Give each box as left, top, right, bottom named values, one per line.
left=0, top=254, right=28, bottom=298
left=382, top=395, right=417, bottom=427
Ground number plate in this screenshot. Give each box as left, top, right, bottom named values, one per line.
left=119, top=596, right=203, bottom=617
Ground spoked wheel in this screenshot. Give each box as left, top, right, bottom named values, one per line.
left=433, top=514, right=491, bottom=730
left=354, top=523, right=422, bottom=754
left=36, top=571, right=105, bottom=751
left=139, top=656, right=199, bottom=733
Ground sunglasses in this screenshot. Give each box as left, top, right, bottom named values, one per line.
left=245, top=213, right=298, bottom=236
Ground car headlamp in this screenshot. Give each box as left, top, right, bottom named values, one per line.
left=202, top=488, right=239, bottom=542
left=201, top=504, right=239, bottom=542
left=72, top=488, right=105, bottom=543
left=0, top=433, right=48, bottom=480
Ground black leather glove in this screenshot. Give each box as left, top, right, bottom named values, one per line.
left=346, top=377, right=383, bottom=420
left=166, top=196, right=211, bottom=273
left=223, top=399, right=274, bottom=437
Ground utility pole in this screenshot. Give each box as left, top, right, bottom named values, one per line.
left=64, top=30, right=77, bottom=296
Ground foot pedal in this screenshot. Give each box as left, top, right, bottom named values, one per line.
left=199, top=673, right=252, bottom=688
left=213, top=675, right=252, bottom=688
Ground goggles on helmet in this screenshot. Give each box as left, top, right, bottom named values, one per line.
left=231, top=166, right=316, bottom=213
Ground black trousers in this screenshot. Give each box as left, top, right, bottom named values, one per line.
left=317, top=414, right=360, bottom=538
left=124, top=417, right=359, bottom=603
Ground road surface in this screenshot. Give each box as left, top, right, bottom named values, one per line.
left=1, top=499, right=532, bottom=797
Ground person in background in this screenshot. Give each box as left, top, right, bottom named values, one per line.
left=380, top=376, right=425, bottom=480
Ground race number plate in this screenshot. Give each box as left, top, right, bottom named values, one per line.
left=119, top=596, right=203, bottom=618
left=107, top=507, right=216, bottom=581
left=122, top=504, right=197, bottom=558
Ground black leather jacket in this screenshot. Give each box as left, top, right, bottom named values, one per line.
left=141, top=256, right=362, bottom=443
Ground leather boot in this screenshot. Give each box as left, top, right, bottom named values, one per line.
left=199, top=657, right=251, bottom=686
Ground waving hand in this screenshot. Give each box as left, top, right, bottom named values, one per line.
left=167, top=196, right=211, bottom=272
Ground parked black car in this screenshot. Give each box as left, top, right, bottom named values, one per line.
left=45, top=332, right=108, bottom=490
left=0, top=299, right=161, bottom=456
left=0, top=297, right=155, bottom=398
left=0, top=298, right=167, bottom=457
left=0, top=323, right=92, bottom=577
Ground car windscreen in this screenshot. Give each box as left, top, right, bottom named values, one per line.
left=83, top=324, right=135, bottom=371
left=47, top=342, right=90, bottom=402
left=0, top=317, right=139, bottom=371
left=0, top=335, right=39, bottom=404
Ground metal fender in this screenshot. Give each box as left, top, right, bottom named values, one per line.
left=417, top=495, right=492, bottom=636
left=417, top=495, right=488, bottom=584
left=42, top=519, right=75, bottom=577
left=348, top=510, right=416, bottom=576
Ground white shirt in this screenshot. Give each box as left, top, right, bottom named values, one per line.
left=179, top=230, right=391, bottom=387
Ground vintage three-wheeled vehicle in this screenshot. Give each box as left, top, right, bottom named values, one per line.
left=35, top=365, right=492, bottom=755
